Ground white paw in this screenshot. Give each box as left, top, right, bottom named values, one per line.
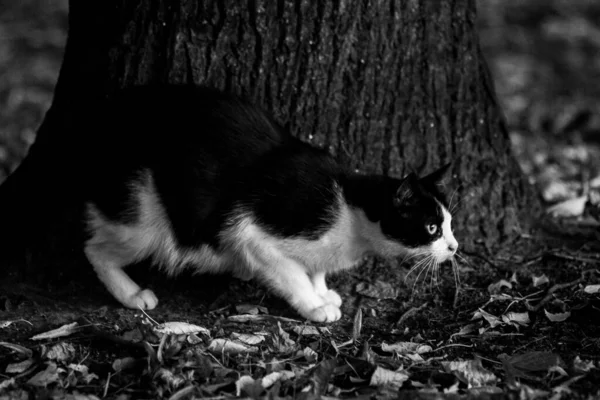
left=301, top=304, right=341, bottom=323
left=321, top=289, right=342, bottom=307
left=125, top=289, right=158, bottom=310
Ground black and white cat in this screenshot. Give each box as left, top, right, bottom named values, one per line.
left=80, top=85, right=458, bottom=323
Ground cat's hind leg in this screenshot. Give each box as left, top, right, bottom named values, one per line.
left=84, top=208, right=158, bottom=310
left=311, top=271, right=342, bottom=307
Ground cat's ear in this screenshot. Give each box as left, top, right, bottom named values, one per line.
left=420, top=162, right=452, bottom=187
left=394, top=173, right=418, bottom=207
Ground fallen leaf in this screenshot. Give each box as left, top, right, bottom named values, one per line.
left=506, top=351, right=562, bottom=373
left=381, top=342, right=432, bottom=355
left=442, top=359, right=497, bottom=388
left=472, top=309, right=502, bottom=328
left=451, top=323, right=478, bottom=338
left=230, top=332, right=266, bottom=345
left=27, top=363, right=62, bottom=387
left=5, top=358, right=34, bottom=374
left=272, top=322, right=296, bottom=353
left=236, top=375, right=262, bottom=397
left=356, top=281, right=398, bottom=299
left=583, top=284, right=600, bottom=294
left=235, top=304, right=269, bottom=315
left=369, top=366, right=409, bottom=388
left=31, top=322, right=79, bottom=341
left=43, top=342, right=76, bottom=362
left=208, top=338, right=258, bottom=354
left=0, top=342, right=33, bottom=358
left=573, top=356, right=595, bottom=373
left=502, top=312, right=530, bottom=326
left=544, top=309, right=571, bottom=322
left=547, top=196, right=587, bottom=218
left=0, top=319, right=32, bottom=329
left=487, top=279, right=512, bottom=294
left=68, top=364, right=99, bottom=384
left=302, top=346, right=318, bottom=363
left=112, top=357, right=137, bottom=372
left=292, top=325, right=324, bottom=336
left=0, top=378, right=15, bottom=391
left=154, top=322, right=210, bottom=337
left=532, top=274, right=550, bottom=287
left=310, top=359, right=337, bottom=396
left=352, top=308, right=362, bottom=341
left=227, top=314, right=299, bottom=323
left=261, top=370, right=295, bottom=388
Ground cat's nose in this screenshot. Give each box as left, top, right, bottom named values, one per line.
left=448, top=242, right=458, bottom=253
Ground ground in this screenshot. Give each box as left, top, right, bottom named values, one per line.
left=2, top=0, right=600, bottom=399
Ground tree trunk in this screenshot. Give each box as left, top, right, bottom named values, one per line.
left=0, top=0, right=539, bottom=275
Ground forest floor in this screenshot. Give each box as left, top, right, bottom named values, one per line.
left=2, top=0, right=600, bottom=399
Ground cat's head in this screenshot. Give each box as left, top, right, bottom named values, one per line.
left=381, top=163, right=458, bottom=263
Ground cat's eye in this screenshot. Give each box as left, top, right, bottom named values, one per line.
left=426, top=224, right=438, bottom=235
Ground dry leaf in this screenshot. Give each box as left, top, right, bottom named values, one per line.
left=112, top=357, right=137, bottom=372
left=27, top=363, right=62, bottom=387
left=154, top=322, right=210, bottom=336
left=208, top=338, right=258, bottom=354
left=532, top=274, right=550, bottom=287
left=261, top=371, right=295, bottom=388
left=43, top=342, right=76, bottom=362
left=381, top=342, right=432, bottom=355
left=0, top=342, right=33, bottom=358
left=487, top=279, right=512, bottom=294
left=303, top=347, right=318, bottom=363
left=502, top=312, right=530, bottom=326
left=0, top=378, right=15, bottom=391
left=227, top=314, right=299, bottom=323
left=547, top=196, right=587, bottom=218
left=369, top=366, right=409, bottom=388
left=573, top=356, right=595, bottom=373
left=472, top=309, right=502, bottom=328
left=5, top=358, right=34, bottom=374
left=583, top=284, right=600, bottom=294
left=356, top=281, right=398, bottom=299
left=292, top=325, right=323, bottom=336
left=230, top=332, right=266, bottom=345
left=30, top=322, right=79, bottom=341
left=451, top=323, right=478, bottom=338
left=352, top=308, right=363, bottom=341
left=0, top=319, right=32, bottom=329
left=68, top=364, right=99, bottom=384
left=544, top=309, right=571, bottom=322
left=442, top=359, right=498, bottom=388
left=506, top=351, right=562, bottom=373
left=235, top=304, right=268, bottom=315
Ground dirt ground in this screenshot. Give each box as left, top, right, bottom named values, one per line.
left=2, top=0, right=600, bottom=398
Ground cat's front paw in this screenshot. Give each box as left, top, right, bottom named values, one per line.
left=301, top=304, right=341, bottom=323
left=124, top=289, right=158, bottom=310
left=321, top=289, right=342, bottom=307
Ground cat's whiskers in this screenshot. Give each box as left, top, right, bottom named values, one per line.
left=404, top=254, right=431, bottom=281
left=448, top=186, right=460, bottom=212
left=454, top=251, right=473, bottom=269
left=410, top=255, right=434, bottom=292
left=399, top=250, right=429, bottom=266
left=451, top=257, right=461, bottom=288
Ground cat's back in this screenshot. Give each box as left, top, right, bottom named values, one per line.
left=91, top=85, right=289, bottom=158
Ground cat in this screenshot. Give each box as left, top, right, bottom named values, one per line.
left=80, top=85, right=458, bottom=323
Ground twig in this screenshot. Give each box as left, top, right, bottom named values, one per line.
left=432, top=343, right=473, bottom=351
left=513, top=336, right=548, bottom=353
left=527, top=277, right=583, bottom=312
left=547, top=251, right=600, bottom=265
left=396, top=302, right=428, bottom=327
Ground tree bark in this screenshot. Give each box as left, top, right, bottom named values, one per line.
left=0, top=0, right=539, bottom=275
